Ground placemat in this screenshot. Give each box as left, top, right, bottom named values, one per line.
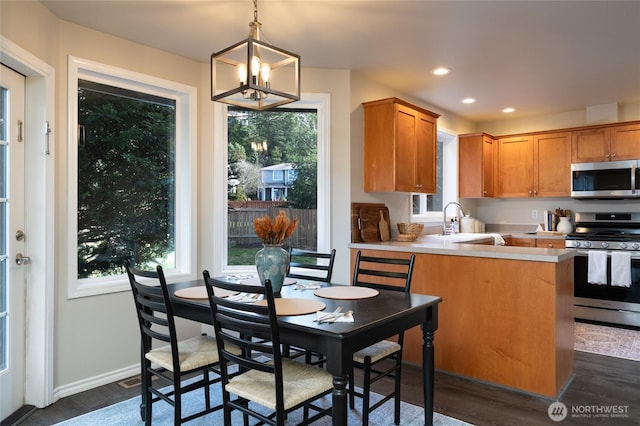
left=254, top=298, right=326, bottom=316
left=313, top=286, right=379, bottom=300
left=174, top=286, right=237, bottom=300
left=239, top=277, right=297, bottom=286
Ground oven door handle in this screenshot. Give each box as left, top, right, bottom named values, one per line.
left=575, top=249, right=640, bottom=260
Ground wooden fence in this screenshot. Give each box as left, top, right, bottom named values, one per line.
left=228, top=206, right=317, bottom=250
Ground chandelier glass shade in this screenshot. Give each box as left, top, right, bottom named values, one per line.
left=211, top=1, right=300, bottom=110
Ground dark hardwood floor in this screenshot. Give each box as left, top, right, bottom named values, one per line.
left=6, top=350, right=638, bottom=425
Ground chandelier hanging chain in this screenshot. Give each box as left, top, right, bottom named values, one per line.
left=253, top=0, right=259, bottom=24
left=210, top=0, right=301, bottom=110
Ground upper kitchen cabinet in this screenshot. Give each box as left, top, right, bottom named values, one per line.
left=572, top=122, right=640, bottom=162
left=495, top=131, right=571, bottom=198
left=459, top=133, right=495, bottom=198
left=363, top=98, right=440, bottom=193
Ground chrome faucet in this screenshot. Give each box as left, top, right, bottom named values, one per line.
left=442, top=202, right=466, bottom=235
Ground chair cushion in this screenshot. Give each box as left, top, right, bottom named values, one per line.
left=353, top=340, right=401, bottom=364
left=226, top=358, right=333, bottom=410
left=146, top=335, right=219, bottom=372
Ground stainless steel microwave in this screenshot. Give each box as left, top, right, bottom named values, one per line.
left=571, top=160, right=639, bottom=198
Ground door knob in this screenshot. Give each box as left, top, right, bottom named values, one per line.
left=15, top=253, right=31, bottom=266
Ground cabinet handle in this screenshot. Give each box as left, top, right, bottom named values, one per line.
left=528, top=190, right=533, bottom=195
left=604, top=153, right=610, bottom=158
left=548, top=244, right=553, bottom=248
left=611, top=153, right=616, bottom=158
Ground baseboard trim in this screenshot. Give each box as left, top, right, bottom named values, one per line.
left=53, top=364, right=140, bottom=402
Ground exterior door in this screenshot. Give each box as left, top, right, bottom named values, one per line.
left=1, top=64, right=27, bottom=420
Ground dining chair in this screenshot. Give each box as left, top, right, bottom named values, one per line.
left=125, top=261, right=222, bottom=425
left=287, top=247, right=337, bottom=282
left=202, top=271, right=334, bottom=426
left=286, top=247, right=337, bottom=364
left=348, top=251, right=416, bottom=426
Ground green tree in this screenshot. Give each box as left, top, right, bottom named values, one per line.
left=77, top=83, right=175, bottom=278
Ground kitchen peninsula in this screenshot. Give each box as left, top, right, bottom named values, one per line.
left=349, top=235, right=576, bottom=398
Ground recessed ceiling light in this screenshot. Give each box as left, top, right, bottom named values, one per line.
left=461, top=98, right=476, bottom=104
left=432, top=67, right=450, bottom=76
left=502, top=107, right=515, bottom=113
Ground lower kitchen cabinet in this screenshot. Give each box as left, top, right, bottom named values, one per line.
left=350, top=247, right=574, bottom=398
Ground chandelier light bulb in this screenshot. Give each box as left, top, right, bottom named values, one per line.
left=237, top=64, right=248, bottom=85
left=251, top=56, right=261, bottom=77
left=260, top=63, right=271, bottom=85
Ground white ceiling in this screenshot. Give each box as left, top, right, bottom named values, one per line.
left=41, top=0, right=640, bottom=122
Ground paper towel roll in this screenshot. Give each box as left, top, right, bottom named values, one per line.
left=460, top=216, right=475, bottom=233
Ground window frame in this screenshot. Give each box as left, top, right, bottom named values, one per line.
left=67, top=56, right=197, bottom=298
left=212, top=93, right=331, bottom=275
left=411, top=128, right=459, bottom=224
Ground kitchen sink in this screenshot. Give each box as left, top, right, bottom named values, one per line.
left=421, top=233, right=501, bottom=244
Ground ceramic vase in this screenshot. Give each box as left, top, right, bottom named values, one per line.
left=255, top=244, right=290, bottom=294
left=557, top=217, right=573, bottom=234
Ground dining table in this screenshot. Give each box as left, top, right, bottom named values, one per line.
left=168, top=276, right=442, bottom=426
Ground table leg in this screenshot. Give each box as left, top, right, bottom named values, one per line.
left=331, top=375, right=348, bottom=425
left=422, top=326, right=435, bottom=426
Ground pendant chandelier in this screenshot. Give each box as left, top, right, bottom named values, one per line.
left=211, top=0, right=300, bottom=110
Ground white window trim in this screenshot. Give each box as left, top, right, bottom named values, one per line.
left=212, top=93, right=331, bottom=275
left=411, top=127, right=459, bottom=224
left=66, top=56, right=197, bottom=298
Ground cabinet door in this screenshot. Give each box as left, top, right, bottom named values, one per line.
left=508, top=237, right=536, bottom=247
left=534, top=132, right=571, bottom=197
left=536, top=238, right=565, bottom=249
left=459, top=134, right=494, bottom=198
left=415, top=112, right=437, bottom=193
left=394, top=105, right=419, bottom=192
left=609, top=123, right=640, bottom=160
left=495, top=135, right=533, bottom=197
left=482, top=135, right=494, bottom=197
left=571, top=128, right=609, bottom=162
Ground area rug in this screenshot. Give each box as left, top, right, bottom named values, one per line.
left=574, top=321, right=640, bottom=362
left=54, top=387, right=471, bottom=426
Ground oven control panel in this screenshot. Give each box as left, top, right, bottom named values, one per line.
left=566, top=240, right=640, bottom=251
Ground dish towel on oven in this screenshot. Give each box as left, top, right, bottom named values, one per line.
left=587, top=250, right=607, bottom=285
left=611, top=251, right=632, bottom=287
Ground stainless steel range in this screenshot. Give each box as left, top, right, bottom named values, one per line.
left=566, top=212, right=640, bottom=327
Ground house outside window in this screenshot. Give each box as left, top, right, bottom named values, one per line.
left=217, top=94, right=331, bottom=271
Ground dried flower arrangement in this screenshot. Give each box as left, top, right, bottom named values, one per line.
left=253, top=210, right=299, bottom=245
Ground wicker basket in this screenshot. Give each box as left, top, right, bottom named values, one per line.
left=397, top=222, right=424, bottom=237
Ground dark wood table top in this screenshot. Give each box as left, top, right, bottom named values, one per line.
left=169, top=278, right=441, bottom=352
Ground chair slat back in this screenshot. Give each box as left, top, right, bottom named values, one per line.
left=352, top=251, right=416, bottom=293
left=287, top=248, right=336, bottom=282
left=203, top=272, right=284, bottom=397
left=125, top=261, right=179, bottom=360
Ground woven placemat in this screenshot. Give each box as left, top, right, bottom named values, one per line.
left=174, top=286, right=237, bottom=300
left=313, top=286, right=379, bottom=300
left=254, top=298, right=326, bottom=316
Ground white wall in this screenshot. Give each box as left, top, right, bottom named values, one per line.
left=1, top=0, right=355, bottom=396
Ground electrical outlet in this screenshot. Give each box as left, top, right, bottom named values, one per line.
left=531, top=210, right=538, bottom=219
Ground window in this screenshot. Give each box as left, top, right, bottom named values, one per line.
left=213, top=94, right=331, bottom=273
left=411, top=129, right=458, bottom=222
left=67, top=57, right=197, bottom=298
left=272, top=170, right=284, bottom=181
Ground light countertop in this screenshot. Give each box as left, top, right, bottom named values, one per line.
left=349, top=233, right=576, bottom=262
